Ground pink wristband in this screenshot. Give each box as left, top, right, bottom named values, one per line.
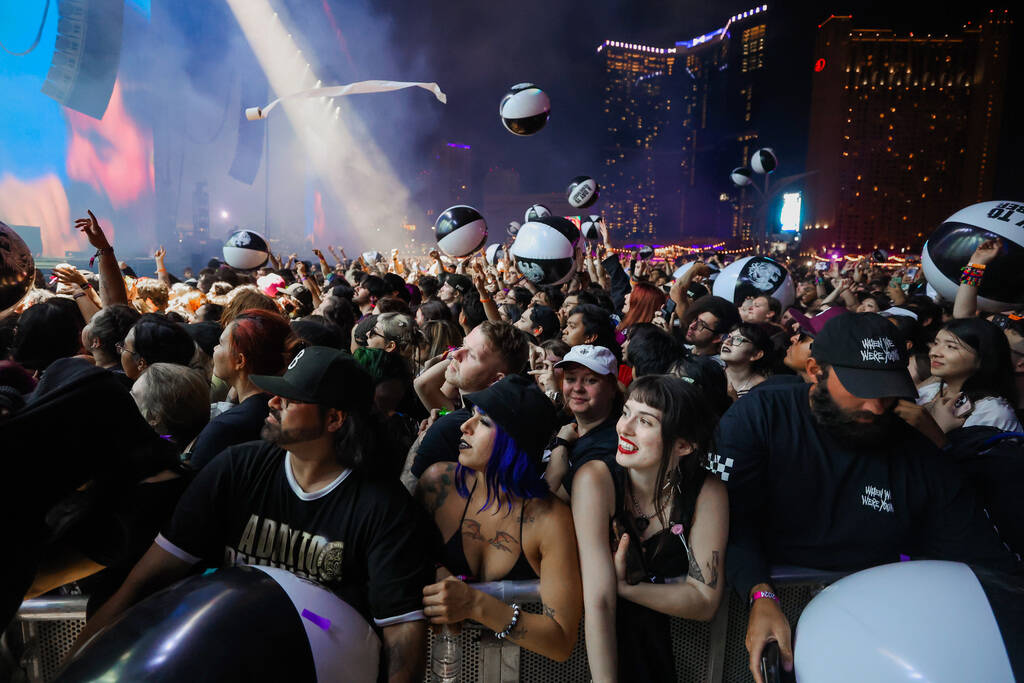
left=750, top=590, right=779, bottom=607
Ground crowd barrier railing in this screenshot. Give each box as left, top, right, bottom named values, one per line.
left=10, top=566, right=846, bottom=682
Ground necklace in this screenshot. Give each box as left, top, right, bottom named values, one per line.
left=627, top=478, right=663, bottom=533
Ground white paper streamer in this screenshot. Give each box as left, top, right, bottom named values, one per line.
left=245, top=80, right=447, bottom=120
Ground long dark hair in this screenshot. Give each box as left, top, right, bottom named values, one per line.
left=455, top=407, right=549, bottom=516
left=942, top=318, right=1018, bottom=405
left=625, top=375, right=718, bottom=530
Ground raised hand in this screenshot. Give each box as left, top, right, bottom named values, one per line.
left=153, top=246, right=166, bottom=261
left=969, top=238, right=1002, bottom=267
left=74, top=210, right=111, bottom=251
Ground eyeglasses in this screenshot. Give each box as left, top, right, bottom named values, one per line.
left=116, top=341, right=138, bottom=357
left=724, top=334, right=752, bottom=346
left=368, top=328, right=398, bottom=343
left=691, top=318, right=715, bottom=335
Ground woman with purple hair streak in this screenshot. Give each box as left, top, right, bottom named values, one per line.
left=415, top=375, right=583, bottom=662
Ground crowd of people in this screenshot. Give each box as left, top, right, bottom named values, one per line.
left=1, top=211, right=1022, bottom=682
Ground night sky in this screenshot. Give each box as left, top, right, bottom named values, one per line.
left=303, top=0, right=1021, bottom=206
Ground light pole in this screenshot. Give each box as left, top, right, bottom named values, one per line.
left=730, top=148, right=816, bottom=250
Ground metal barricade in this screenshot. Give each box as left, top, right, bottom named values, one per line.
left=12, top=566, right=846, bottom=682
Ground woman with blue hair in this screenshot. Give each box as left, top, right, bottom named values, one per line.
left=416, top=375, right=583, bottom=662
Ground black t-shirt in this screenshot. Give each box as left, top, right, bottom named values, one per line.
left=411, top=408, right=470, bottom=478
left=158, top=441, right=435, bottom=626
left=715, top=382, right=1021, bottom=599
left=564, top=411, right=621, bottom=495
left=188, top=394, right=272, bottom=470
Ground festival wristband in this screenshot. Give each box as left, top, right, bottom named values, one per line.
left=750, top=590, right=779, bottom=607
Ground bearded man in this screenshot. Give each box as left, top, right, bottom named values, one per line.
left=713, top=313, right=1021, bottom=683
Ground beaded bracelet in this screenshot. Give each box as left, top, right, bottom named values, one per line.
left=494, top=603, right=521, bottom=640
left=960, top=264, right=985, bottom=287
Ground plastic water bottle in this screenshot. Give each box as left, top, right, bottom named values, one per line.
left=431, top=625, right=461, bottom=682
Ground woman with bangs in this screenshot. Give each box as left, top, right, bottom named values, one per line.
left=415, top=375, right=583, bottom=662
left=572, top=374, right=728, bottom=682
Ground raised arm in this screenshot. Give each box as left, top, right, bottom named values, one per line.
left=571, top=461, right=619, bottom=682
left=954, top=238, right=1000, bottom=319
left=413, top=357, right=456, bottom=412
left=75, top=210, right=128, bottom=307
left=153, top=246, right=171, bottom=288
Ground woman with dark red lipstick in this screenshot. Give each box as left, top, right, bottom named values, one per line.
left=571, top=375, right=728, bottom=682
left=415, top=375, right=583, bottom=663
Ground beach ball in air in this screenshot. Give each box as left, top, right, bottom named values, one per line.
left=510, top=220, right=576, bottom=286
left=500, top=83, right=551, bottom=136
left=580, top=215, right=603, bottom=242
left=223, top=230, right=269, bottom=270
left=921, top=200, right=1024, bottom=311
left=435, top=205, right=487, bottom=258
left=566, top=175, right=599, bottom=209
left=731, top=167, right=754, bottom=187
left=524, top=204, right=551, bottom=223
left=750, top=148, right=778, bottom=174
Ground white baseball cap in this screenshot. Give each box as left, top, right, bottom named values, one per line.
left=554, top=344, right=618, bottom=376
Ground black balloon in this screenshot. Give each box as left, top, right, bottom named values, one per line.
left=924, top=222, right=1024, bottom=305
left=0, top=221, right=35, bottom=314
left=59, top=567, right=316, bottom=682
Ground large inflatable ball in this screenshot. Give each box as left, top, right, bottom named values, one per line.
left=485, top=243, right=505, bottom=266
left=499, top=83, right=550, bottom=136
left=731, top=166, right=754, bottom=187
left=524, top=204, right=551, bottom=223
left=713, top=255, right=795, bottom=309
left=534, top=215, right=581, bottom=249
left=361, top=250, right=383, bottom=264
left=507, top=220, right=521, bottom=237
left=672, top=260, right=720, bottom=283
left=60, top=565, right=380, bottom=682
left=435, top=205, right=487, bottom=258
left=0, top=221, right=35, bottom=315
left=223, top=230, right=270, bottom=270
left=566, top=175, right=599, bottom=209
left=795, top=561, right=1018, bottom=683
left=510, top=220, right=576, bottom=286
left=637, top=245, right=654, bottom=260
left=921, top=200, right=1024, bottom=312
left=750, top=147, right=778, bottom=174
left=580, top=215, right=603, bottom=242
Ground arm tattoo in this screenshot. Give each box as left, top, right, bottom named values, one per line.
left=508, top=620, right=529, bottom=642
left=542, top=604, right=556, bottom=621
left=686, top=544, right=706, bottom=584
left=705, top=550, right=720, bottom=589
left=462, top=519, right=486, bottom=542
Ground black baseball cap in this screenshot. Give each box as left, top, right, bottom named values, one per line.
left=788, top=306, right=847, bottom=338
left=463, top=375, right=558, bottom=463
left=811, top=313, right=917, bottom=400
left=441, top=273, right=474, bottom=296
left=251, top=346, right=373, bottom=411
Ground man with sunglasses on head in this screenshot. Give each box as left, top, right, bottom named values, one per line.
left=75, top=347, right=435, bottom=682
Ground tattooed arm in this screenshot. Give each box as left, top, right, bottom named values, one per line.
left=381, top=620, right=427, bottom=683
left=616, top=476, right=729, bottom=622
left=413, top=462, right=457, bottom=517
left=422, top=499, right=583, bottom=662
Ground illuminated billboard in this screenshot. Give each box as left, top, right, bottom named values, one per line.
left=780, top=192, right=801, bottom=232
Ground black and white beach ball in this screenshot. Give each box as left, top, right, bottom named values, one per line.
left=506, top=221, right=521, bottom=237
left=223, top=230, right=269, bottom=270
left=361, top=251, right=383, bottom=264
left=712, top=255, right=795, bottom=309
left=435, top=205, right=487, bottom=258
left=534, top=215, right=581, bottom=250
left=731, top=166, right=754, bottom=187
left=921, top=200, right=1024, bottom=311
left=499, top=83, right=551, bottom=136
left=637, top=245, right=654, bottom=260
left=750, top=148, right=778, bottom=174
left=485, top=243, right=505, bottom=266
left=566, top=175, right=599, bottom=209
left=795, top=561, right=1018, bottom=683
left=580, top=215, right=603, bottom=242
left=524, top=204, right=551, bottom=223
left=60, top=565, right=380, bottom=682
left=510, top=220, right=576, bottom=286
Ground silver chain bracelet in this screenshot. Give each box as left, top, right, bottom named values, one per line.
left=494, top=602, right=521, bottom=640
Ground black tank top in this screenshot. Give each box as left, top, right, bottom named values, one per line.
left=610, top=462, right=707, bottom=584
left=441, top=480, right=538, bottom=582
